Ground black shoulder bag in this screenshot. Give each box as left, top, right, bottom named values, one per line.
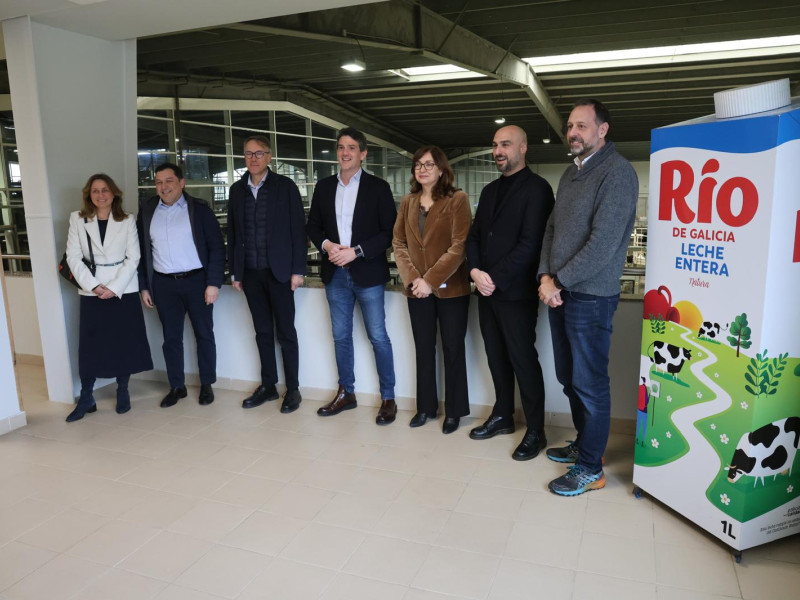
left=58, top=218, right=96, bottom=289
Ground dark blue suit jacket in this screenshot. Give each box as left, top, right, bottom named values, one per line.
left=137, top=193, right=225, bottom=297
left=306, top=170, right=397, bottom=287
left=227, top=169, right=307, bottom=284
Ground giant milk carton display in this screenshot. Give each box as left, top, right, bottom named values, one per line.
left=633, top=80, right=800, bottom=551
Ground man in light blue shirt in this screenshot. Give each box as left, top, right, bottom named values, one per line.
left=138, top=163, right=225, bottom=408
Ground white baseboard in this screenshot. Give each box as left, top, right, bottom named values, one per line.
left=131, top=370, right=635, bottom=433
left=0, top=411, right=27, bottom=436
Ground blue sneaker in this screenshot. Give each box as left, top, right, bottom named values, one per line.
left=548, top=465, right=606, bottom=496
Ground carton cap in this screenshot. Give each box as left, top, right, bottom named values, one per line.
left=714, top=78, right=791, bottom=119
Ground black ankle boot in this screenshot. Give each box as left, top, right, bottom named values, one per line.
left=116, top=375, right=131, bottom=414
left=66, top=382, right=97, bottom=423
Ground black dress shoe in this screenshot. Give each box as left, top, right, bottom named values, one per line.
left=242, top=384, right=279, bottom=409
left=198, top=384, right=214, bottom=405
left=409, top=412, right=435, bottom=428
left=160, top=387, right=187, bottom=408
left=280, top=389, right=302, bottom=414
left=318, top=386, right=357, bottom=416
left=512, top=429, right=547, bottom=461
left=442, top=417, right=460, bottom=434
left=469, top=415, right=515, bottom=440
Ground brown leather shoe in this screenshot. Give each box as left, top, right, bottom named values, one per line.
left=376, top=399, right=397, bottom=426
left=317, top=385, right=357, bottom=417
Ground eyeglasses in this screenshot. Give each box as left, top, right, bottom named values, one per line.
left=244, top=151, right=269, bottom=159
left=413, top=161, right=437, bottom=171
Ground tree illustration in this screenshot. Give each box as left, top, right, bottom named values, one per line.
left=727, top=313, right=752, bottom=357
left=745, top=349, right=788, bottom=397
left=649, top=314, right=665, bottom=334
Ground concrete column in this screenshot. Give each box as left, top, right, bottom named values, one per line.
left=0, top=271, right=24, bottom=435
left=2, top=17, right=137, bottom=402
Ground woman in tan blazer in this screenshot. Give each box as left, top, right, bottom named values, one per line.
left=393, top=146, right=472, bottom=433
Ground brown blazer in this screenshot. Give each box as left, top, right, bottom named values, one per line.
left=392, top=189, right=472, bottom=298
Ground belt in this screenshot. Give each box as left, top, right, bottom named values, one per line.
left=94, top=260, right=124, bottom=267
left=154, top=268, right=204, bottom=279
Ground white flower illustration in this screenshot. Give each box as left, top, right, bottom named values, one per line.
left=710, top=423, right=716, bottom=430
left=720, top=493, right=731, bottom=506
left=696, top=391, right=703, bottom=399
left=651, top=438, right=659, bottom=448
left=666, top=431, right=672, bottom=438
left=714, top=372, right=719, bottom=378
left=740, top=401, right=748, bottom=410
left=720, top=434, right=729, bottom=444
left=666, top=395, right=673, bottom=403
left=788, top=485, right=794, bottom=494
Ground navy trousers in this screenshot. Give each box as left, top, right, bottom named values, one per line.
left=152, top=270, right=216, bottom=387
left=242, top=267, right=299, bottom=390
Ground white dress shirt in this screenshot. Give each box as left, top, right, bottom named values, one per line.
left=334, top=168, right=362, bottom=248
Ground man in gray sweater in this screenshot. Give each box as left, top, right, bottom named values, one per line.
left=538, top=98, right=638, bottom=496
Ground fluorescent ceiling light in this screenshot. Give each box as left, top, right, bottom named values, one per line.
left=525, top=35, right=800, bottom=72
left=387, top=64, right=486, bottom=82
left=494, top=117, right=506, bottom=124
left=402, top=65, right=469, bottom=76
left=341, top=58, right=366, bottom=72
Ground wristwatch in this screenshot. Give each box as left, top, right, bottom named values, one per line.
left=354, top=245, right=364, bottom=259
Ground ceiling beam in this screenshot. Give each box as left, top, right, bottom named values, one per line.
left=136, top=70, right=425, bottom=152
left=225, top=0, right=565, bottom=141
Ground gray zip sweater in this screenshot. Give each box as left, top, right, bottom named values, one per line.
left=538, top=141, right=638, bottom=296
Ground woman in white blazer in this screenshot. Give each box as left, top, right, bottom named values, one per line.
left=64, top=174, right=152, bottom=422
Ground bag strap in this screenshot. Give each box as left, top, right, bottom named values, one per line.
left=84, top=217, right=95, bottom=267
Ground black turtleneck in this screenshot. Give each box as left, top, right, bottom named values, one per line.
left=494, top=167, right=527, bottom=216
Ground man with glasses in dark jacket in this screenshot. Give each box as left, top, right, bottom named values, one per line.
left=227, top=135, right=307, bottom=414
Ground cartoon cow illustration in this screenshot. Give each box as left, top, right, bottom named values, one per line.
left=727, top=416, right=800, bottom=487
left=698, top=321, right=728, bottom=340
left=647, top=341, right=692, bottom=379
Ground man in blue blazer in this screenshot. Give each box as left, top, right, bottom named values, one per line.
left=138, top=163, right=225, bottom=408
left=306, top=127, right=398, bottom=425
left=228, top=135, right=307, bottom=413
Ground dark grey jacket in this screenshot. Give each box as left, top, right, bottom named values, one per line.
left=538, top=141, right=638, bottom=296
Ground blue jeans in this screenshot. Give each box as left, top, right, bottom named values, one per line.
left=325, top=268, right=395, bottom=399
left=548, top=290, right=619, bottom=473
left=636, top=410, right=648, bottom=443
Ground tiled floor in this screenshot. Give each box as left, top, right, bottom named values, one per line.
left=1, top=364, right=798, bottom=600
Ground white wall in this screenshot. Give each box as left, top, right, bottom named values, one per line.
left=4, top=276, right=41, bottom=357
left=0, top=272, right=24, bottom=435
left=133, top=284, right=643, bottom=420
left=6, top=272, right=644, bottom=420
left=3, top=18, right=137, bottom=401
